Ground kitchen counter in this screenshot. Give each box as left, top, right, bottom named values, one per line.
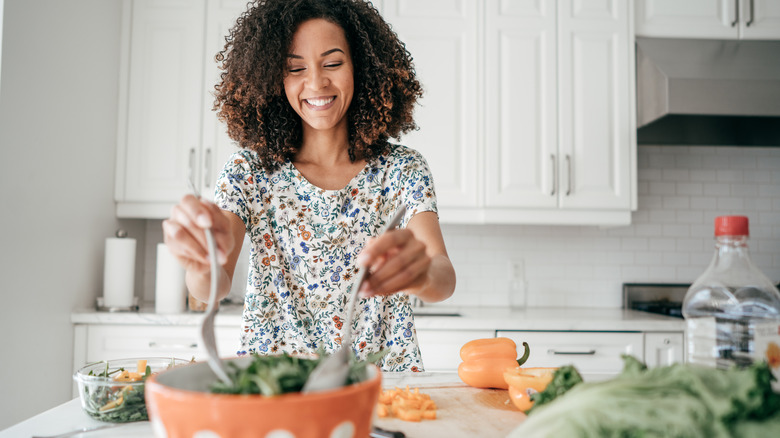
left=71, top=304, right=685, bottom=332
left=0, top=372, right=524, bottom=438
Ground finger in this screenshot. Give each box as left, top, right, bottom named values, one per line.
left=162, top=219, right=210, bottom=267
left=357, top=229, right=413, bottom=267
left=362, top=253, right=431, bottom=297
left=168, top=203, right=209, bottom=252
left=362, top=239, right=428, bottom=294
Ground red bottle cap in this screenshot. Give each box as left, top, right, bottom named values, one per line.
left=714, top=216, right=749, bottom=236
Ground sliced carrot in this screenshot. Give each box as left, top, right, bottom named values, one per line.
left=376, top=386, right=437, bottom=422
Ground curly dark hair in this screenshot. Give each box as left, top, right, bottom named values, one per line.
left=214, top=0, right=423, bottom=172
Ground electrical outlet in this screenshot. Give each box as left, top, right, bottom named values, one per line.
left=508, top=259, right=526, bottom=308
left=508, top=259, right=524, bottom=286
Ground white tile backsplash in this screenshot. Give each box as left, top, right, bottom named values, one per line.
left=139, top=146, right=780, bottom=309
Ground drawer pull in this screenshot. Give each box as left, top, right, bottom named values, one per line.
left=148, top=341, right=198, bottom=349
left=548, top=349, right=596, bottom=355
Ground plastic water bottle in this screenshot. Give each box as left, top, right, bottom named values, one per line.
left=682, top=216, right=780, bottom=372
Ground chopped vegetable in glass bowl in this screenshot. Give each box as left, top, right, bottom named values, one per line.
left=73, top=357, right=190, bottom=423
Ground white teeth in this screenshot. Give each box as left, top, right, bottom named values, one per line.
left=305, top=97, right=334, bottom=107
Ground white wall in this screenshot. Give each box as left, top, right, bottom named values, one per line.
left=0, top=0, right=139, bottom=429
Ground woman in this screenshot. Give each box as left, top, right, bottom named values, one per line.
left=163, top=0, right=455, bottom=371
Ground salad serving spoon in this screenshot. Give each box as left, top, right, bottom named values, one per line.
left=187, top=178, right=232, bottom=385
left=302, top=204, right=407, bottom=393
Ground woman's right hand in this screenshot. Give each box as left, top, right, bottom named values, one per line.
left=162, top=194, right=235, bottom=274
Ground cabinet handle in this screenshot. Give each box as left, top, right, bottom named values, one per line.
left=565, top=154, right=572, bottom=196
left=204, top=148, right=212, bottom=189
left=550, top=154, right=557, bottom=196
left=548, top=349, right=596, bottom=355
left=149, top=341, right=198, bottom=349
left=731, top=0, right=740, bottom=27
left=746, top=0, right=754, bottom=26
left=188, top=148, right=196, bottom=185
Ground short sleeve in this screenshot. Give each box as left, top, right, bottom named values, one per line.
left=398, top=148, right=438, bottom=226
left=214, top=150, right=258, bottom=231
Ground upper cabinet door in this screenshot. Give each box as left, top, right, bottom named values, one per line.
left=558, top=0, right=633, bottom=210
left=637, top=0, right=780, bottom=40
left=381, top=0, right=481, bottom=211
left=484, top=0, right=558, bottom=209
left=740, top=0, right=780, bottom=39
left=200, top=0, right=246, bottom=199
left=118, top=0, right=207, bottom=203
left=636, top=0, right=739, bottom=39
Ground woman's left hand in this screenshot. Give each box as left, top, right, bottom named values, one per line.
left=356, top=228, right=432, bottom=297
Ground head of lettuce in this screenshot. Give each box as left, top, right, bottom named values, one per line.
left=511, top=355, right=780, bottom=438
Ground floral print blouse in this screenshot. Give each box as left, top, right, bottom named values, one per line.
left=214, top=143, right=438, bottom=371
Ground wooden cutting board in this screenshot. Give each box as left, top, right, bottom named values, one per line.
left=372, top=383, right=526, bottom=438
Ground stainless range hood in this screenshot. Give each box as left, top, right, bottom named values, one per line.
left=636, top=37, right=780, bottom=146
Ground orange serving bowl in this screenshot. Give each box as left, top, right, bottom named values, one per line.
left=145, top=357, right=382, bottom=438
left=503, top=367, right=557, bottom=412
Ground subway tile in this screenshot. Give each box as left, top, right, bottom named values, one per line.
left=703, top=183, right=730, bottom=196
left=663, top=196, right=691, bottom=210
left=677, top=182, right=703, bottom=196
left=716, top=197, right=746, bottom=210
left=689, top=169, right=718, bottom=182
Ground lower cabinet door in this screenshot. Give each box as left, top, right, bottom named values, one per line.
left=83, top=324, right=242, bottom=364
left=496, top=331, right=644, bottom=381
left=416, top=329, right=495, bottom=372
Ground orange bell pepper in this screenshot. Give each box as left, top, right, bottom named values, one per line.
left=503, top=367, right=557, bottom=412
left=457, top=338, right=530, bottom=389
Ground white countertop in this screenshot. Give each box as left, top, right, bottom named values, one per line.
left=71, top=304, right=685, bottom=332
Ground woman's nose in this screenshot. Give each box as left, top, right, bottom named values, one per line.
left=305, top=67, right=329, bottom=90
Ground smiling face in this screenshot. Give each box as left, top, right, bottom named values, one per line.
left=283, top=19, right=354, bottom=138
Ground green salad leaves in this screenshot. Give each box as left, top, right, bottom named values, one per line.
left=513, top=355, right=780, bottom=438
left=210, top=350, right=387, bottom=396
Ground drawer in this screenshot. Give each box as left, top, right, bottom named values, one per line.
left=497, top=331, right=644, bottom=381
left=84, top=324, right=242, bottom=363
left=417, top=329, right=494, bottom=372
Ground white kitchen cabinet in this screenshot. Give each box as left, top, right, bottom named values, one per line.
left=416, top=329, right=494, bottom=372
left=484, top=0, right=634, bottom=222
left=497, top=331, right=644, bottom=381
left=385, top=0, right=636, bottom=225
left=115, top=0, right=244, bottom=218
left=644, top=332, right=684, bottom=368
left=636, top=0, right=780, bottom=39
left=73, top=324, right=241, bottom=371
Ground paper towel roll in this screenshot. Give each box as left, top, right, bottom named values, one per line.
left=103, top=236, right=136, bottom=307
left=155, top=243, right=186, bottom=314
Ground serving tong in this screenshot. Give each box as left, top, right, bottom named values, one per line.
left=187, top=178, right=232, bottom=385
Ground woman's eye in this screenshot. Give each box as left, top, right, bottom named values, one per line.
left=325, top=62, right=343, bottom=68
left=288, top=66, right=305, bottom=73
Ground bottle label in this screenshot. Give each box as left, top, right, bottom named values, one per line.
left=686, top=317, right=718, bottom=368
left=753, top=322, right=780, bottom=393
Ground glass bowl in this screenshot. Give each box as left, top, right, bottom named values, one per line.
left=73, top=357, right=190, bottom=423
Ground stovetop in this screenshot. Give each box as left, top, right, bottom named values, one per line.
left=623, top=283, right=690, bottom=319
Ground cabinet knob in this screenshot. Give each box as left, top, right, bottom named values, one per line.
left=550, top=154, right=557, bottom=196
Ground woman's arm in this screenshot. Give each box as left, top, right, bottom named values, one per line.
left=358, top=211, right=456, bottom=303
left=162, top=195, right=246, bottom=302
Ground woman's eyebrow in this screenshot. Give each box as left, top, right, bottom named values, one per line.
left=286, top=48, right=345, bottom=59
